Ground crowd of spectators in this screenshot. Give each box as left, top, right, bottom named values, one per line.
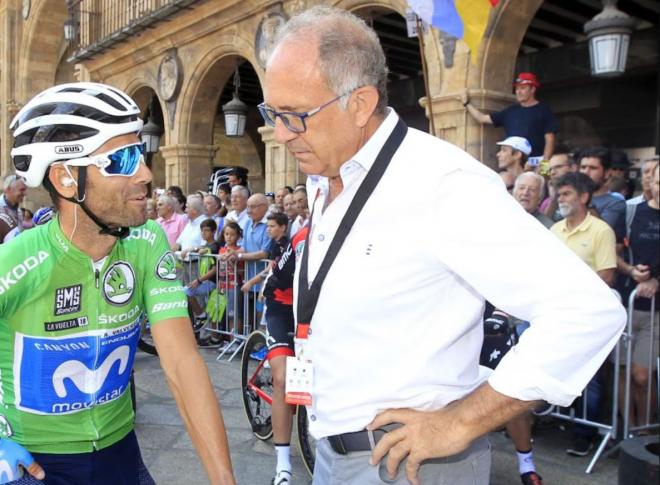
left=482, top=138, right=658, bottom=483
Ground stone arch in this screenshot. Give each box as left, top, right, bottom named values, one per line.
left=126, top=84, right=168, bottom=189
left=17, top=0, right=67, bottom=101
left=475, top=0, right=542, bottom=92
left=176, top=33, right=259, bottom=146
left=340, top=0, right=444, bottom=102
left=124, top=79, right=170, bottom=135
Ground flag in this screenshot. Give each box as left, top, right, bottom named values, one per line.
left=408, top=0, right=499, bottom=61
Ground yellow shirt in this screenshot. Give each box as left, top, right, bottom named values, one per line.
left=550, top=213, right=617, bottom=272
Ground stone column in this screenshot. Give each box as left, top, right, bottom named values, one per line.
left=0, top=2, right=19, bottom=175
left=259, top=126, right=304, bottom=191
left=421, top=90, right=513, bottom=170
left=159, top=144, right=217, bottom=193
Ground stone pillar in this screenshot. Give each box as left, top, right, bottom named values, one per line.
left=0, top=2, right=19, bottom=175
left=421, top=90, right=513, bottom=169
left=259, top=126, right=304, bottom=191
left=159, top=144, right=217, bottom=193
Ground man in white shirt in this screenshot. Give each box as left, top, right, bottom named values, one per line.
left=174, top=195, right=205, bottom=254
left=289, top=187, right=309, bottom=236
left=224, top=185, right=250, bottom=235
left=261, top=6, right=626, bottom=485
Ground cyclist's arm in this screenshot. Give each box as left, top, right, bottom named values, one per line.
left=152, top=317, right=235, bottom=484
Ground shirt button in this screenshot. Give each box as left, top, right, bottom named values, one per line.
left=310, top=414, right=317, bottom=421
left=318, top=234, right=325, bottom=242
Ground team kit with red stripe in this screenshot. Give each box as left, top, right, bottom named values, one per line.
left=263, top=228, right=308, bottom=359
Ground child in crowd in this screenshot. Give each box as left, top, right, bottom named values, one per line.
left=219, top=222, right=244, bottom=330
left=184, top=219, right=221, bottom=346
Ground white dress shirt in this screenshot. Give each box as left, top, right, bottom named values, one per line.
left=295, top=109, right=626, bottom=439
left=225, top=208, right=250, bottom=235
left=175, top=214, right=206, bottom=251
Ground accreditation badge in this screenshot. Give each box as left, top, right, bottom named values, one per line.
left=285, top=356, right=313, bottom=406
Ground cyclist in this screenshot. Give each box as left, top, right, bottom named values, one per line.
left=243, top=212, right=308, bottom=485
left=0, top=82, right=234, bottom=484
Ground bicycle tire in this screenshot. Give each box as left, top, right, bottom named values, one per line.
left=296, top=404, right=316, bottom=477
left=241, top=330, right=273, bottom=441
left=137, top=322, right=158, bottom=356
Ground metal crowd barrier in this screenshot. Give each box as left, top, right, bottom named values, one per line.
left=176, top=251, right=270, bottom=361
left=622, top=290, right=658, bottom=439
left=545, top=289, right=658, bottom=474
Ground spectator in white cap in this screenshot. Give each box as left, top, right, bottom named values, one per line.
left=496, top=136, right=532, bottom=181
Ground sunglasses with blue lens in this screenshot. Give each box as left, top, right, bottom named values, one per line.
left=63, top=143, right=145, bottom=177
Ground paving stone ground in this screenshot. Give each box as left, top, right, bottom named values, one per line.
left=133, top=349, right=620, bottom=485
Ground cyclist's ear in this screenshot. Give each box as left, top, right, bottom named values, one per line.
left=49, top=164, right=78, bottom=198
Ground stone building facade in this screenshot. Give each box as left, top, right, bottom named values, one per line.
left=1, top=0, right=657, bottom=199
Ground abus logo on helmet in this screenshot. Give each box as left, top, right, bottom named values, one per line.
left=54, top=145, right=83, bottom=155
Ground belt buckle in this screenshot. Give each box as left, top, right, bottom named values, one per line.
left=328, top=434, right=347, bottom=455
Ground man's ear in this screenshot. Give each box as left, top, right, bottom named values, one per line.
left=49, top=164, right=78, bottom=198
left=350, top=85, right=380, bottom=128
left=580, top=191, right=591, bottom=206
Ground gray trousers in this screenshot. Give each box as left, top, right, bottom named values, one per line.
left=312, top=435, right=490, bottom=485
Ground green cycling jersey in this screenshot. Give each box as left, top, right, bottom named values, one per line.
left=0, top=217, right=188, bottom=453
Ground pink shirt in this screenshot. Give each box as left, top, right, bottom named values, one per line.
left=157, top=212, right=188, bottom=247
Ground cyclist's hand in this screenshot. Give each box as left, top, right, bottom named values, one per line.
left=240, top=282, right=251, bottom=293
left=0, top=438, right=45, bottom=483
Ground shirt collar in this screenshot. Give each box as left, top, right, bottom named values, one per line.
left=307, top=108, right=399, bottom=194
left=561, top=213, right=593, bottom=234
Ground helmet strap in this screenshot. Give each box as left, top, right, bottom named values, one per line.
left=62, top=166, right=130, bottom=239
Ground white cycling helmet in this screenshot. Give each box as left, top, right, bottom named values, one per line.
left=10, top=82, right=143, bottom=187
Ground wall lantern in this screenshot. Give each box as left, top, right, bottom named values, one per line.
left=141, top=97, right=163, bottom=157
left=222, top=68, right=248, bottom=137
left=584, top=0, right=635, bottom=78
left=64, top=1, right=78, bottom=41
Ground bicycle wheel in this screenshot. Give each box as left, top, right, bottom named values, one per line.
left=241, top=330, right=273, bottom=440
left=297, top=405, right=316, bottom=477
left=137, top=317, right=158, bottom=356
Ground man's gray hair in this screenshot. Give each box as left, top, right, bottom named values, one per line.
left=157, top=195, right=176, bottom=208
left=271, top=6, right=389, bottom=115
left=515, top=171, right=546, bottom=194
left=3, top=174, right=25, bottom=190
left=231, top=185, right=249, bottom=199
left=186, top=195, right=204, bottom=214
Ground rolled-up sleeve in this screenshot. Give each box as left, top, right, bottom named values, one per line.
left=432, top=168, right=626, bottom=406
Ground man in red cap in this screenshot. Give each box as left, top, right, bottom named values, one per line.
left=461, top=72, right=558, bottom=164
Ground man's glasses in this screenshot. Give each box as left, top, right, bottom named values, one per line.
left=258, top=89, right=355, bottom=134
left=63, top=143, right=145, bottom=177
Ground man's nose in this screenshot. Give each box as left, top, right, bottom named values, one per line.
left=273, top=117, right=298, bottom=145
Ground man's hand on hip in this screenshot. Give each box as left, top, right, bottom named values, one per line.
left=367, top=406, right=473, bottom=485
left=368, top=383, right=538, bottom=485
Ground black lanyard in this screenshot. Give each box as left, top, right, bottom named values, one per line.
left=296, top=118, right=408, bottom=337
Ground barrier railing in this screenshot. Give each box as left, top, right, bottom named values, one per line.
left=544, top=289, right=658, bottom=473
left=622, top=290, right=658, bottom=439
left=176, top=252, right=269, bottom=361
left=546, top=288, right=622, bottom=474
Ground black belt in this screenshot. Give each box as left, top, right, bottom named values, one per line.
left=327, top=424, right=401, bottom=455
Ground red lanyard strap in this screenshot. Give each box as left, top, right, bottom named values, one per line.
left=296, top=118, right=408, bottom=329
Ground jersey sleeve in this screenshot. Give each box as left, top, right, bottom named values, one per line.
left=142, top=221, right=190, bottom=325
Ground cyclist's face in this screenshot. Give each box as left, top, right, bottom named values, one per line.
left=84, top=133, right=152, bottom=228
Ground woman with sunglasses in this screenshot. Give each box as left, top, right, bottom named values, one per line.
left=1, top=83, right=235, bottom=485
